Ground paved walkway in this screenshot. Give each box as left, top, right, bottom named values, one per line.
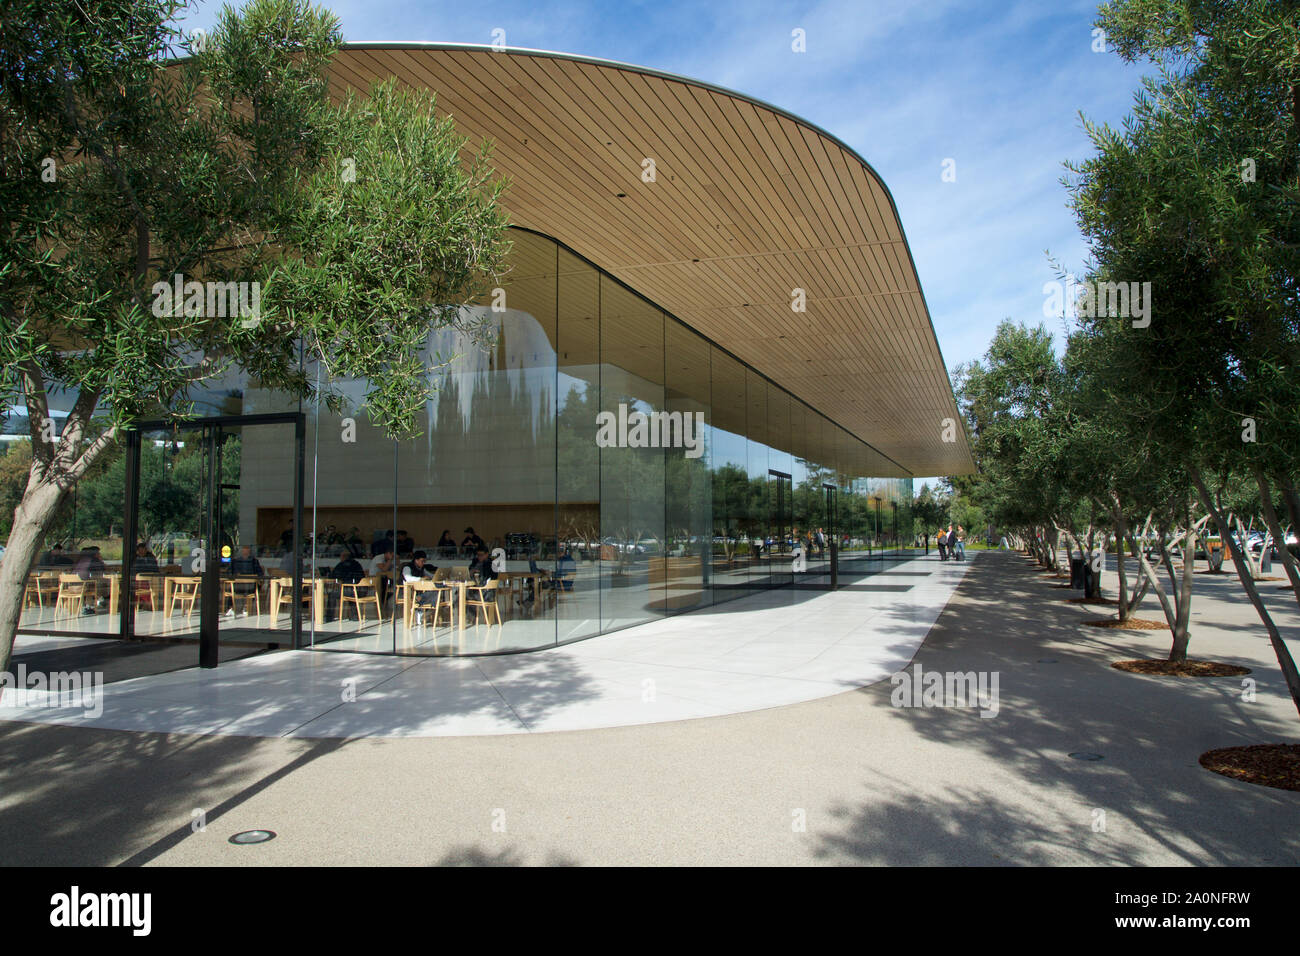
left=1, top=554, right=971, bottom=737
left=1, top=551, right=1297, bottom=866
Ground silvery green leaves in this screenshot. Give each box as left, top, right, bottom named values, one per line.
left=266, top=79, right=509, bottom=437
left=0, top=0, right=510, bottom=673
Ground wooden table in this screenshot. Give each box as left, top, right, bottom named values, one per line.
left=498, top=571, right=545, bottom=604
left=402, top=580, right=468, bottom=632
left=162, top=575, right=202, bottom=619
left=267, top=576, right=329, bottom=629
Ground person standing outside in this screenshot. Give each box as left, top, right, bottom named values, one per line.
left=937, top=527, right=948, bottom=561
left=955, top=526, right=966, bottom=561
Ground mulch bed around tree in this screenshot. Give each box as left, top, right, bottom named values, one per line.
left=1199, top=744, right=1300, bottom=792
left=1068, top=596, right=1116, bottom=604
left=1112, top=659, right=1251, bottom=677
left=1083, top=617, right=1166, bottom=630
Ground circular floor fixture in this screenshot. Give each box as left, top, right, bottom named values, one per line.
left=1068, top=752, right=1104, bottom=762
left=229, top=829, right=277, bottom=845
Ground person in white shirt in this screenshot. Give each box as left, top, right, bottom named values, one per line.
left=370, top=550, right=394, bottom=605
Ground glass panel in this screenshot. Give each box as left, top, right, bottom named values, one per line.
left=127, top=429, right=204, bottom=640
left=663, top=320, right=712, bottom=613
left=216, top=421, right=299, bottom=646
left=709, top=349, right=750, bottom=604
left=599, top=274, right=665, bottom=633
left=19, top=434, right=131, bottom=638
left=745, top=368, right=768, bottom=592
left=399, top=229, right=559, bottom=655
left=556, top=244, right=600, bottom=644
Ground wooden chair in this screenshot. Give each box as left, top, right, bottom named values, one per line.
left=465, top=578, right=502, bottom=626
left=134, top=573, right=164, bottom=610
left=545, top=569, right=573, bottom=607
left=55, top=574, right=88, bottom=617
left=170, top=577, right=201, bottom=620
left=404, top=581, right=455, bottom=629
left=223, top=577, right=261, bottom=616
left=269, top=570, right=311, bottom=625
left=25, top=573, right=59, bottom=610
left=340, top=575, right=384, bottom=624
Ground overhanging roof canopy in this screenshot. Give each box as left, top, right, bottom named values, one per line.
left=328, top=43, right=974, bottom=477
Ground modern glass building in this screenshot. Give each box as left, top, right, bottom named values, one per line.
left=10, top=45, right=972, bottom=661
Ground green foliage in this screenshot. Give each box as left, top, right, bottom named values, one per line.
left=0, top=0, right=511, bottom=448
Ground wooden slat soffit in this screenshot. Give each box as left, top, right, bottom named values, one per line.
left=328, top=43, right=974, bottom=477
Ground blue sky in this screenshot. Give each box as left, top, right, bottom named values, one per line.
left=176, top=0, right=1150, bottom=482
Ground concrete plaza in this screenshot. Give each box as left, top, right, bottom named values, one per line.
left=1, top=551, right=1296, bottom=865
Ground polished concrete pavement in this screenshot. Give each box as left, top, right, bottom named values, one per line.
left=0, top=553, right=971, bottom=737
left=2, top=550, right=1297, bottom=866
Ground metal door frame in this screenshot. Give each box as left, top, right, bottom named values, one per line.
left=121, top=412, right=305, bottom=667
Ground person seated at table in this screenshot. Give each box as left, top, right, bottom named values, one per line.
left=225, top=545, right=265, bottom=617
left=468, top=546, right=498, bottom=584
left=371, top=530, right=395, bottom=557
left=552, top=548, right=576, bottom=591
left=460, top=526, right=485, bottom=556
left=41, top=543, right=74, bottom=568
left=72, top=546, right=106, bottom=614
left=464, top=546, right=504, bottom=623
left=402, top=551, right=441, bottom=623
left=73, top=546, right=106, bottom=580
left=369, top=549, right=395, bottom=605
left=437, top=529, right=456, bottom=558
left=134, top=542, right=160, bottom=574
left=395, top=530, right=415, bottom=556
left=331, top=551, right=365, bottom=584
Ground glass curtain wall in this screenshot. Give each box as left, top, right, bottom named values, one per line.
left=12, top=226, right=914, bottom=650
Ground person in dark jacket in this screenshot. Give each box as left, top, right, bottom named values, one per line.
left=73, top=546, right=105, bottom=580
left=225, top=545, right=265, bottom=617
left=468, top=547, right=497, bottom=584
left=437, top=529, right=456, bottom=558
left=41, top=543, right=73, bottom=568
left=460, top=527, right=486, bottom=555
left=331, top=552, right=365, bottom=584
left=134, top=542, right=160, bottom=574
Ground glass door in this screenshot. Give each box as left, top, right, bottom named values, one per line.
left=123, top=413, right=305, bottom=667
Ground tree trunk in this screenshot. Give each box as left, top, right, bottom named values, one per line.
left=1255, top=467, right=1300, bottom=605
left=1122, top=532, right=1150, bottom=618
left=1111, top=497, right=1130, bottom=620
left=1137, top=535, right=1179, bottom=649
left=0, top=477, right=67, bottom=682
left=1171, top=527, right=1195, bottom=663
left=1192, top=467, right=1300, bottom=720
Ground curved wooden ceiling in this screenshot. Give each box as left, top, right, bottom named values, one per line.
left=328, top=43, right=973, bottom=477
